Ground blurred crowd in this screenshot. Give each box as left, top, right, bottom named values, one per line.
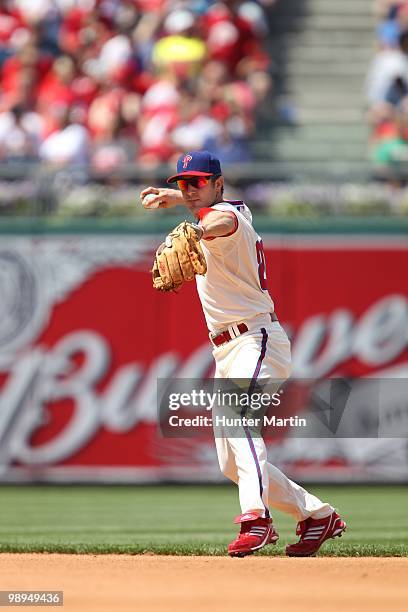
left=0, top=0, right=275, bottom=172
left=367, top=1, right=408, bottom=178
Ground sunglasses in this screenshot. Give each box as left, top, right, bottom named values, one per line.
left=177, top=176, right=211, bottom=190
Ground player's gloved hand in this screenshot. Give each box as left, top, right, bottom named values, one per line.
left=152, top=221, right=207, bottom=292
left=165, top=223, right=203, bottom=247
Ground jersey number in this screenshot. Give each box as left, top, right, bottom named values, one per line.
left=256, top=240, right=268, bottom=290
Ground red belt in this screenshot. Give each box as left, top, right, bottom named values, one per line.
left=211, top=312, right=278, bottom=347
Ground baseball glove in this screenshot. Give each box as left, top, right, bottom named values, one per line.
left=152, top=221, right=207, bottom=291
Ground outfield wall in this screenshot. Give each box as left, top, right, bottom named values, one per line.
left=0, top=219, right=407, bottom=483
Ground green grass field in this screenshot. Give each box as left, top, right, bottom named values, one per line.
left=0, top=485, right=407, bottom=556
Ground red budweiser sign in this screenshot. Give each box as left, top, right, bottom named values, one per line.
left=0, top=234, right=407, bottom=482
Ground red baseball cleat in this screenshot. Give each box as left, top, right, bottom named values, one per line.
left=228, top=511, right=279, bottom=558
left=286, top=511, right=346, bottom=557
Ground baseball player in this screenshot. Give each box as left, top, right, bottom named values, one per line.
left=141, top=150, right=346, bottom=557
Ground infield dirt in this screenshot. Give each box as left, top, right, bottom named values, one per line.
left=0, top=554, right=407, bottom=611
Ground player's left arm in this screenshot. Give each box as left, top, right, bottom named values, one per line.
left=198, top=209, right=238, bottom=240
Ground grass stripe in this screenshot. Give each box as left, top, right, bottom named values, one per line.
left=0, top=485, right=407, bottom=556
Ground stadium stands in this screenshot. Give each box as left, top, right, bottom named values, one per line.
left=367, top=0, right=408, bottom=182
left=0, top=0, right=273, bottom=170
left=254, top=0, right=373, bottom=175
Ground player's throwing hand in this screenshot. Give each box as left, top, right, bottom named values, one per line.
left=140, top=187, right=182, bottom=209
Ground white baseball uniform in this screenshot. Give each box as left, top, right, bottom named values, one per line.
left=197, top=200, right=333, bottom=521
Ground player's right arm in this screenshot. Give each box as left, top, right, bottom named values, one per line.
left=140, top=187, right=184, bottom=209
